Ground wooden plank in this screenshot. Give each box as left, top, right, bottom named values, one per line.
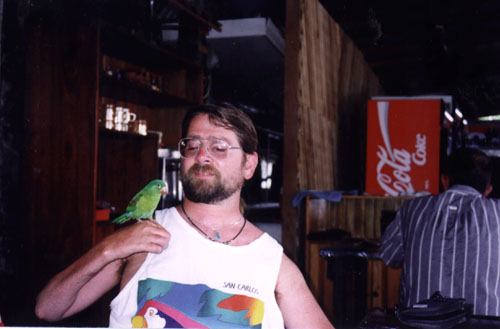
left=309, top=242, right=334, bottom=318
left=96, top=131, right=159, bottom=216
left=365, top=198, right=375, bottom=238
left=354, top=198, right=365, bottom=237
left=283, top=0, right=384, bottom=263
left=367, top=260, right=382, bottom=308
left=303, top=0, right=314, bottom=109
left=303, top=195, right=410, bottom=319
left=22, top=20, right=99, bottom=324
left=336, top=196, right=346, bottom=231
left=384, top=266, right=402, bottom=307
left=282, top=0, right=302, bottom=260
left=374, top=199, right=385, bottom=238
left=345, top=197, right=356, bottom=235
left=326, top=201, right=335, bottom=231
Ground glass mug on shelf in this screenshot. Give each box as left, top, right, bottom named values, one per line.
left=114, top=106, right=124, bottom=131
left=105, top=104, right=114, bottom=130
left=121, top=108, right=137, bottom=132
left=133, top=120, right=148, bottom=136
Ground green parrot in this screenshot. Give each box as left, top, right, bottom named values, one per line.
left=112, top=179, right=168, bottom=224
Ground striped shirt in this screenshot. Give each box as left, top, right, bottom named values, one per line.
left=380, top=185, right=500, bottom=316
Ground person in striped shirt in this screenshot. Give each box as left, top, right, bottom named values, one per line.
left=380, top=147, right=500, bottom=316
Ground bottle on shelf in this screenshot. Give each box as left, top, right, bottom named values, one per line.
left=114, top=106, right=123, bottom=131
left=122, top=108, right=137, bottom=132
left=105, top=104, right=114, bottom=130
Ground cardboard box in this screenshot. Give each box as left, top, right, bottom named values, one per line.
left=95, top=208, right=111, bottom=222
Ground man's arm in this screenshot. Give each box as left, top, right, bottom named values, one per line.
left=379, top=212, right=404, bottom=267
left=276, top=254, right=334, bottom=329
left=35, top=220, right=170, bottom=321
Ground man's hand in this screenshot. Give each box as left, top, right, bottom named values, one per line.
left=99, top=219, right=171, bottom=262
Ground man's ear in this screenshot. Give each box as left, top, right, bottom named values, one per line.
left=484, top=184, right=493, bottom=197
left=243, top=152, right=259, bottom=180
left=440, top=174, right=450, bottom=191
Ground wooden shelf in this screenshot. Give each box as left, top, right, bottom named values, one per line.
left=98, top=127, right=159, bottom=140
left=100, top=74, right=197, bottom=108
left=100, top=23, right=202, bottom=71
left=169, top=0, right=222, bottom=32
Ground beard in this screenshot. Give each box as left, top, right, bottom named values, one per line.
left=181, top=162, right=244, bottom=204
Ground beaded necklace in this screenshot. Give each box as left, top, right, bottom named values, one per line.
left=180, top=203, right=246, bottom=245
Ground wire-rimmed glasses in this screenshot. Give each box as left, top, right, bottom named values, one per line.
left=178, top=137, right=241, bottom=160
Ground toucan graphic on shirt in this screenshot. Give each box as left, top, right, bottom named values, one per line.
left=131, top=278, right=265, bottom=328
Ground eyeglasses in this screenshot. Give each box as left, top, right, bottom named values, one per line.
left=178, top=137, right=241, bottom=159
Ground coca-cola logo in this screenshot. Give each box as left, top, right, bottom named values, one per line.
left=375, top=102, right=428, bottom=196
left=413, top=133, right=427, bottom=166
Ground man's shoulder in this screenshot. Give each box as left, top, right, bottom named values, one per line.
left=401, top=193, right=437, bottom=208
left=154, top=206, right=179, bottom=224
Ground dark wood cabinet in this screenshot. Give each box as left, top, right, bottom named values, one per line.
left=21, top=10, right=211, bottom=325
left=96, top=130, right=160, bottom=217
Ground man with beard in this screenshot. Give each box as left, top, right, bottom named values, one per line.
left=36, top=104, right=334, bottom=329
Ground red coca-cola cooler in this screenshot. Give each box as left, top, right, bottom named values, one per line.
left=365, top=98, right=444, bottom=196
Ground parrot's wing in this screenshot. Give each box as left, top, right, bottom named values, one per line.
left=125, top=189, right=145, bottom=213
left=131, top=185, right=162, bottom=219
left=112, top=211, right=133, bottom=224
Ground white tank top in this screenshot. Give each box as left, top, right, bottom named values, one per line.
left=109, top=207, right=285, bottom=328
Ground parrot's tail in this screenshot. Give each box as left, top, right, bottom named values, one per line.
left=112, top=212, right=132, bottom=224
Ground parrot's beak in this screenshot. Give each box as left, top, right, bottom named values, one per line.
left=160, top=185, right=168, bottom=195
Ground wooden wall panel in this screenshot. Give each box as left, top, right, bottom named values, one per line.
left=297, top=106, right=335, bottom=190
left=366, top=260, right=402, bottom=309
left=96, top=132, right=159, bottom=215
left=305, top=196, right=410, bottom=238
left=23, top=20, right=98, bottom=312
left=282, top=0, right=302, bottom=262
left=304, top=196, right=408, bottom=319
left=283, top=0, right=384, bottom=262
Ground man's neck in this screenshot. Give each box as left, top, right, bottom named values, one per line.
left=181, top=195, right=243, bottom=227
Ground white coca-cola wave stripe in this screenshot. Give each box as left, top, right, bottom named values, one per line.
left=375, top=101, right=415, bottom=196
left=377, top=101, right=394, bottom=161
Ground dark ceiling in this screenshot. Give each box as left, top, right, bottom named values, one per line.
left=187, top=0, right=500, bottom=124
left=211, top=0, right=500, bottom=121
left=19, top=0, right=500, bottom=123
left=321, top=0, right=500, bottom=122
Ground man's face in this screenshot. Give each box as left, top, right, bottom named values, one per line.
left=180, top=114, right=257, bottom=204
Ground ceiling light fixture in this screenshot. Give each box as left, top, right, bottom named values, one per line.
left=444, top=111, right=454, bottom=122
left=478, top=114, right=500, bottom=121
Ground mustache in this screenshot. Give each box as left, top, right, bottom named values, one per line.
left=188, top=163, right=218, bottom=175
